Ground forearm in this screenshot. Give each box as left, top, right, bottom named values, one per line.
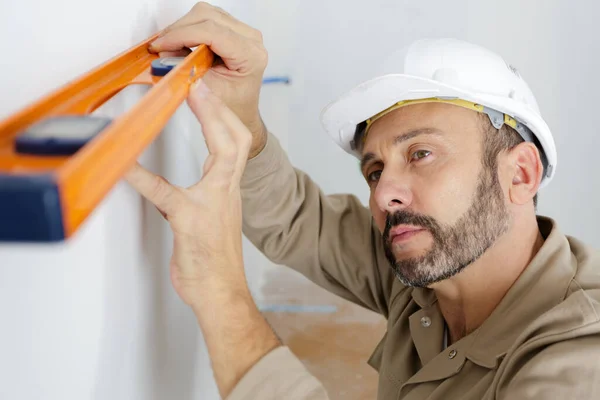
left=191, top=274, right=281, bottom=399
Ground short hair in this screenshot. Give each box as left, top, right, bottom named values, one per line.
left=353, top=112, right=539, bottom=208
left=477, top=113, right=538, bottom=208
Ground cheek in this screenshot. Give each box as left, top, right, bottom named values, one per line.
left=414, top=164, right=478, bottom=224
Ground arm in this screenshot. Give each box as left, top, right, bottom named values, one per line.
left=138, top=5, right=332, bottom=398
left=241, top=130, right=396, bottom=317
left=125, top=81, right=328, bottom=400
left=193, top=275, right=329, bottom=400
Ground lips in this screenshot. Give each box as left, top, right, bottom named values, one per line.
left=389, top=225, right=426, bottom=242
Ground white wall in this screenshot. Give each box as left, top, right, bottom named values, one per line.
left=256, top=0, right=600, bottom=249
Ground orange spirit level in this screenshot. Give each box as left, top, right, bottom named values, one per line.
left=0, top=33, right=214, bottom=242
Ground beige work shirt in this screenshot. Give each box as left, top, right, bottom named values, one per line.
left=228, top=131, right=600, bottom=400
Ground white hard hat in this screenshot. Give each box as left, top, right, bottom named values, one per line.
left=319, top=38, right=556, bottom=188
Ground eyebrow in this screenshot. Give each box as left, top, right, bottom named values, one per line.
left=360, top=127, right=443, bottom=172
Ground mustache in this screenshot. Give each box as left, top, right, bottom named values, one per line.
left=383, top=210, right=441, bottom=242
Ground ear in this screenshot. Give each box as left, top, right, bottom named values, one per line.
left=507, top=142, right=543, bottom=205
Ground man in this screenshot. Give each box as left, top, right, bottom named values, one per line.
left=125, top=2, right=600, bottom=399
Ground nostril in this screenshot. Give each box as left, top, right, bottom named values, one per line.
left=388, top=199, right=403, bottom=206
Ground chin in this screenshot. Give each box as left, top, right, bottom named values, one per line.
left=392, top=246, right=429, bottom=263
left=391, top=236, right=433, bottom=260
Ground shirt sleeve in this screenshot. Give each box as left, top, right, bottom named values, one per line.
left=240, top=131, right=397, bottom=317
left=226, top=346, right=330, bottom=400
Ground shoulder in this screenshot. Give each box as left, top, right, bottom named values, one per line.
left=521, top=232, right=600, bottom=346
left=567, top=233, right=600, bottom=289
left=496, top=233, right=600, bottom=398
left=496, top=333, right=600, bottom=399
left=566, top=233, right=600, bottom=320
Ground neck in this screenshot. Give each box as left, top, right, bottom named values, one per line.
left=430, top=212, right=544, bottom=345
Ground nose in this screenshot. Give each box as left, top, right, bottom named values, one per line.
left=374, top=170, right=413, bottom=214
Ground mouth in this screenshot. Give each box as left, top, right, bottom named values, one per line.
left=389, top=225, right=426, bottom=244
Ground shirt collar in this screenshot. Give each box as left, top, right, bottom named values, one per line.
left=467, top=216, right=577, bottom=368
left=410, top=216, right=576, bottom=369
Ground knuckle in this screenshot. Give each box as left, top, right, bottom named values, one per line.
left=251, top=28, right=264, bottom=42
left=151, top=175, right=172, bottom=201
left=213, top=5, right=228, bottom=16
left=192, top=2, right=229, bottom=19
left=255, top=45, right=268, bottom=67
left=191, top=2, right=209, bottom=13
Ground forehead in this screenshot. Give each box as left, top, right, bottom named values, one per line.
left=362, top=102, right=483, bottom=153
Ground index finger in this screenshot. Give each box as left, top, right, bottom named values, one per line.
left=150, top=21, right=260, bottom=74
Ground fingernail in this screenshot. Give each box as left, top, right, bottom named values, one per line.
left=149, top=39, right=161, bottom=52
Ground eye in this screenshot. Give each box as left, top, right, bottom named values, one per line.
left=367, top=170, right=382, bottom=182
left=411, top=149, right=431, bottom=161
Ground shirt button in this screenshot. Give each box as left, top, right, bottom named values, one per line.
left=448, top=349, right=457, bottom=359
left=420, top=316, right=432, bottom=327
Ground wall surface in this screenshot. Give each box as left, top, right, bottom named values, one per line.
left=1, top=1, right=599, bottom=400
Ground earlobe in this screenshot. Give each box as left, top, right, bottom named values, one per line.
left=508, top=143, right=543, bottom=205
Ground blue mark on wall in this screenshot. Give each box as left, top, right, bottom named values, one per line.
left=262, top=76, right=291, bottom=85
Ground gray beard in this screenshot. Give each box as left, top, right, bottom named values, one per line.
left=382, top=165, right=511, bottom=288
